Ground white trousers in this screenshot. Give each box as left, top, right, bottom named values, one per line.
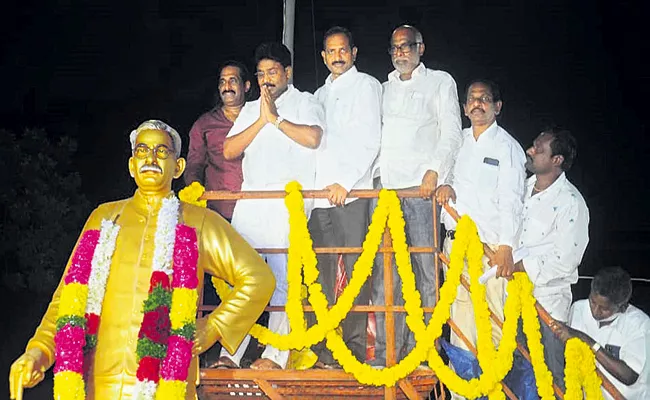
left=219, top=254, right=290, bottom=368
left=219, top=311, right=290, bottom=368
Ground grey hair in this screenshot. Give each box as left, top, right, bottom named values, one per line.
left=393, top=24, right=423, bottom=43
left=129, top=119, right=182, bottom=158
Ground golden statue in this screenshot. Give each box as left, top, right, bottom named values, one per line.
left=8, top=120, right=275, bottom=399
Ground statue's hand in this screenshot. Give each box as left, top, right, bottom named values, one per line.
left=9, top=348, right=47, bottom=400
left=193, top=316, right=221, bottom=356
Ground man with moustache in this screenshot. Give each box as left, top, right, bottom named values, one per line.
left=371, top=24, right=462, bottom=366
left=436, top=80, right=526, bottom=384
left=8, top=120, right=274, bottom=400
left=507, top=128, right=589, bottom=389
left=220, top=42, right=325, bottom=370
left=185, top=60, right=251, bottom=222
left=185, top=61, right=255, bottom=369
left=308, top=26, right=381, bottom=368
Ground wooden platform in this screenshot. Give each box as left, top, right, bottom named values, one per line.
left=198, top=368, right=443, bottom=400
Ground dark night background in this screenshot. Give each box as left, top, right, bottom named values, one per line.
left=1, top=0, right=648, bottom=398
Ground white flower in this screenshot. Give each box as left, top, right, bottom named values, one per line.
left=133, top=379, right=157, bottom=400
left=152, top=196, right=179, bottom=275
left=86, top=219, right=120, bottom=315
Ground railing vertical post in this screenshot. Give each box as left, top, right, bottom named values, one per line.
left=383, top=225, right=397, bottom=399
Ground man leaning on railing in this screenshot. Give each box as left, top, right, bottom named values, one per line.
left=371, top=24, right=462, bottom=367
left=436, top=79, right=526, bottom=379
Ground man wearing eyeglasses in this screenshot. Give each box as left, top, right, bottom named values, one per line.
left=370, top=24, right=462, bottom=367
left=221, top=42, right=325, bottom=370
left=436, top=80, right=526, bottom=383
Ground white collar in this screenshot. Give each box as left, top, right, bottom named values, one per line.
left=325, top=65, right=359, bottom=87
left=275, top=84, right=295, bottom=107
left=387, top=62, right=426, bottom=83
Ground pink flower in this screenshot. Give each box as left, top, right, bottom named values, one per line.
left=160, top=335, right=193, bottom=381
left=172, top=225, right=199, bottom=289
left=64, top=230, right=100, bottom=285
left=54, top=325, right=86, bottom=374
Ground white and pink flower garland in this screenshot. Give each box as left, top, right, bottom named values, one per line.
left=53, top=196, right=199, bottom=400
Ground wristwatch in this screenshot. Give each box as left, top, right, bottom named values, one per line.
left=274, top=116, right=284, bottom=129
left=592, top=342, right=601, bottom=353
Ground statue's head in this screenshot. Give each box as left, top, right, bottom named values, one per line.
left=128, top=120, right=186, bottom=193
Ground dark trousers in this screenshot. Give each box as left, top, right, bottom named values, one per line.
left=307, top=199, right=371, bottom=363
left=511, top=317, right=566, bottom=398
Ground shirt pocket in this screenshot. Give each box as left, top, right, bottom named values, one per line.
left=383, top=89, right=430, bottom=121
left=479, top=163, right=499, bottom=189
left=328, top=95, right=351, bottom=131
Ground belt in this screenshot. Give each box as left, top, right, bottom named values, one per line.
left=445, top=230, right=456, bottom=240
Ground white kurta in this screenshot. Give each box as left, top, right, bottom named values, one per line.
left=569, top=300, right=650, bottom=399
left=378, top=62, right=462, bottom=188
left=517, top=173, right=590, bottom=321
left=441, top=122, right=526, bottom=247
left=227, top=84, right=325, bottom=247
left=313, top=66, right=382, bottom=209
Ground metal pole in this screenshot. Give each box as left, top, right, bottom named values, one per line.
left=282, top=0, right=296, bottom=83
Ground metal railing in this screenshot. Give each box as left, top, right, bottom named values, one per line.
left=197, top=188, right=624, bottom=400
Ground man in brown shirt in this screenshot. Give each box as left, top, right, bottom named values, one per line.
left=185, top=60, right=251, bottom=221
left=185, top=61, right=255, bottom=369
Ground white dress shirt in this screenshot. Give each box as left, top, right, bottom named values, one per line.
left=227, top=84, right=325, bottom=247
left=378, top=63, right=462, bottom=188
left=517, top=173, right=590, bottom=321
left=442, top=122, right=526, bottom=247
left=569, top=300, right=650, bottom=399
left=313, top=66, right=382, bottom=209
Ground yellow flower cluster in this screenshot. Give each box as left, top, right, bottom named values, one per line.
left=58, top=283, right=89, bottom=317
left=178, top=182, right=207, bottom=208
left=169, top=288, right=199, bottom=330
left=155, top=379, right=188, bottom=400
left=564, top=338, right=604, bottom=400
left=53, top=370, right=85, bottom=400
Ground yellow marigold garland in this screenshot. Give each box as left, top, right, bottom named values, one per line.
left=188, top=181, right=599, bottom=397
left=465, top=231, right=503, bottom=399
left=520, top=276, right=556, bottom=400
left=564, top=338, right=604, bottom=400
